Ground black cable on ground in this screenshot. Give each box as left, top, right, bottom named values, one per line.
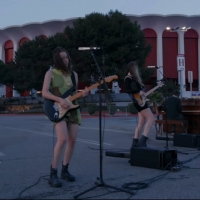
left=16, top=116, right=57, bottom=199
left=15, top=175, right=49, bottom=199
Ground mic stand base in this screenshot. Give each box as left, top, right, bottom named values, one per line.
left=74, top=178, right=135, bottom=199
left=74, top=177, right=134, bottom=199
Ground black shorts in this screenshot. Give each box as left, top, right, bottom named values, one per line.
left=133, top=102, right=149, bottom=112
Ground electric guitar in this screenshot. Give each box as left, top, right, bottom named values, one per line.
left=133, top=81, right=164, bottom=107
left=43, top=75, right=118, bottom=122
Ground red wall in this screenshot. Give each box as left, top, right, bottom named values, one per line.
left=162, top=30, right=178, bottom=79
left=5, top=40, right=14, bottom=64
left=184, top=29, right=198, bottom=80
left=6, top=86, right=13, bottom=97
left=143, top=28, right=157, bottom=80
left=19, top=37, right=29, bottom=46
left=143, top=28, right=157, bottom=68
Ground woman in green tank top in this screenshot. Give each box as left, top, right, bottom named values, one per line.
left=42, top=46, right=89, bottom=188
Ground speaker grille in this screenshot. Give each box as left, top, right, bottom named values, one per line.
left=173, top=134, right=200, bottom=148
left=130, top=147, right=177, bottom=170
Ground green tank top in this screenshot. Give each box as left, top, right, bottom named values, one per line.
left=50, top=68, right=81, bottom=124
left=50, top=68, right=73, bottom=95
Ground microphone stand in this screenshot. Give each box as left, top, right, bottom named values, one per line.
left=74, top=51, right=133, bottom=199
left=157, top=70, right=173, bottom=149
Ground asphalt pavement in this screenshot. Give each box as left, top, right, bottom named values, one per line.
left=0, top=113, right=200, bottom=199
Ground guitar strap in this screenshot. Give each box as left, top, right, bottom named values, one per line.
left=71, top=71, right=76, bottom=92
left=124, top=76, right=136, bottom=102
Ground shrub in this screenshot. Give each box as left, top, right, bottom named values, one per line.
left=87, top=103, right=97, bottom=115
left=128, top=103, right=138, bottom=114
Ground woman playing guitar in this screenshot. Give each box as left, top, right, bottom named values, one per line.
left=124, top=61, right=155, bottom=148
left=42, top=46, right=89, bottom=188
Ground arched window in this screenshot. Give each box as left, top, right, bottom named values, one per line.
left=4, top=40, right=14, bottom=64
left=162, top=30, right=178, bottom=79
left=184, top=29, right=198, bottom=86
left=143, top=28, right=157, bottom=68
left=19, top=37, right=29, bottom=46
left=38, top=35, right=47, bottom=39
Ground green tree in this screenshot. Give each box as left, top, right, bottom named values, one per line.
left=5, top=33, right=69, bottom=93
left=158, top=79, right=180, bottom=98
left=0, top=60, right=14, bottom=87
left=64, top=10, right=153, bottom=84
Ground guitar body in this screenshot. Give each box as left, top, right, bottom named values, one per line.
left=133, top=93, right=149, bottom=107
left=133, top=81, right=164, bottom=107
left=43, top=87, right=80, bottom=122
left=43, top=75, right=118, bottom=122
left=43, top=97, right=80, bottom=123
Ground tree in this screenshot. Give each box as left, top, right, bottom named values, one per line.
left=0, top=60, right=14, bottom=87
left=5, top=33, right=69, bottom=93
left=64, top=10, right=153, bottom=85
left=0, top=10, right=153, bottom=93
left=158, top=79, right=180, bottom=98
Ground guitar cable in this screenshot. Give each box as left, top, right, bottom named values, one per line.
left=16, top=112, right=59, bottom=199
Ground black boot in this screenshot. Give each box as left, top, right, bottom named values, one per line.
left=61, top=163, right=75, bottom=182
left=49, top=166, right=62, bottom=188
left=131, top=138, right=139, bottom=148
left=137, top=135, right=148, bottom=147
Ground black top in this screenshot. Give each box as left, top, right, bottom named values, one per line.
left=124, top=76, right=144, bottom=93
left=124, top=76, right=145, bottom=103
left=164, top=96, right=182, bottom=120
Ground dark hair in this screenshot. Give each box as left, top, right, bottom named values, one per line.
left=53, top=46, right=72, bottom=74
left=127, top=61, right=144, bottom=86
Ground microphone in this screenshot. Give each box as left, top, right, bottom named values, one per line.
left=147, top=66, right=162, bottom=69
left=78, top=47, right=101, bottom=50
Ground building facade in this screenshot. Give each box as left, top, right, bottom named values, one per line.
left=0, top=15, right=199, bottom=98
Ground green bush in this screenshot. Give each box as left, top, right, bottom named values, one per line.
left=128, top=103, right=138, bottom=114
left=87, top=103, right=97, bottom=115
left=148, top=91, right=163, bottom=106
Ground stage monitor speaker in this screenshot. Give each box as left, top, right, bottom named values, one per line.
left=130, top=147, right=177, bottom=170
left=173, top=134, right=200, bottom=148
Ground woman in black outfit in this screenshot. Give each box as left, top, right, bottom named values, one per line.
left=124, top=61, right=155, bottom=147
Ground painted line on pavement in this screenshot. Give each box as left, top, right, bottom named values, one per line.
left=80, top=126, right=132, bottom=133
left=0, top=152, right=5, bottom=156
left=0, top=125, right=112, bottom=146
left=35, top=123, right=133, bottom=133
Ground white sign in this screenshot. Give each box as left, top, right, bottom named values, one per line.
left=177, top=54, right=185, bottom=71
left=188, top=71, right=193, bottom=83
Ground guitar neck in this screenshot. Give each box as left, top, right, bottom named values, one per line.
left=68, top=75, right=118, bottom=102
left=145, top=85, right=160, bottom=97
left=69, top=82, right=101, bottom=102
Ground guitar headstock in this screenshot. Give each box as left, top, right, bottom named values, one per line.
left=105, top=75, right=118, bottom=83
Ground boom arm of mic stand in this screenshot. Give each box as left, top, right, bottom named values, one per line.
left=90, top=51, right=113, bottom=103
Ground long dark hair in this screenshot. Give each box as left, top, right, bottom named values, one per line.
left=127, top=61, right=144, bottom=86
left=53, top=46, right=72, bottom=74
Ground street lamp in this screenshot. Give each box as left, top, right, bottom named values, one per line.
left=166, top=26, right=191, bottom=32
left=165, top=26, right=191, bottom=98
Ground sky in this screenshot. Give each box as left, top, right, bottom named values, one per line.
left=1, top=0, right=200, bottom=30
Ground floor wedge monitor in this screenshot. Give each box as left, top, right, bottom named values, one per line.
left=173, top=133, right=200, bottom=148
left=130, top=147, right=177, bottom=170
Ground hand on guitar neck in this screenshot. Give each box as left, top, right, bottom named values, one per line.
left=139, top=90, right=145, bottom=98
left=134, top=81, right=164, bottom=107
left=82, top=87, right=89, bottom=97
